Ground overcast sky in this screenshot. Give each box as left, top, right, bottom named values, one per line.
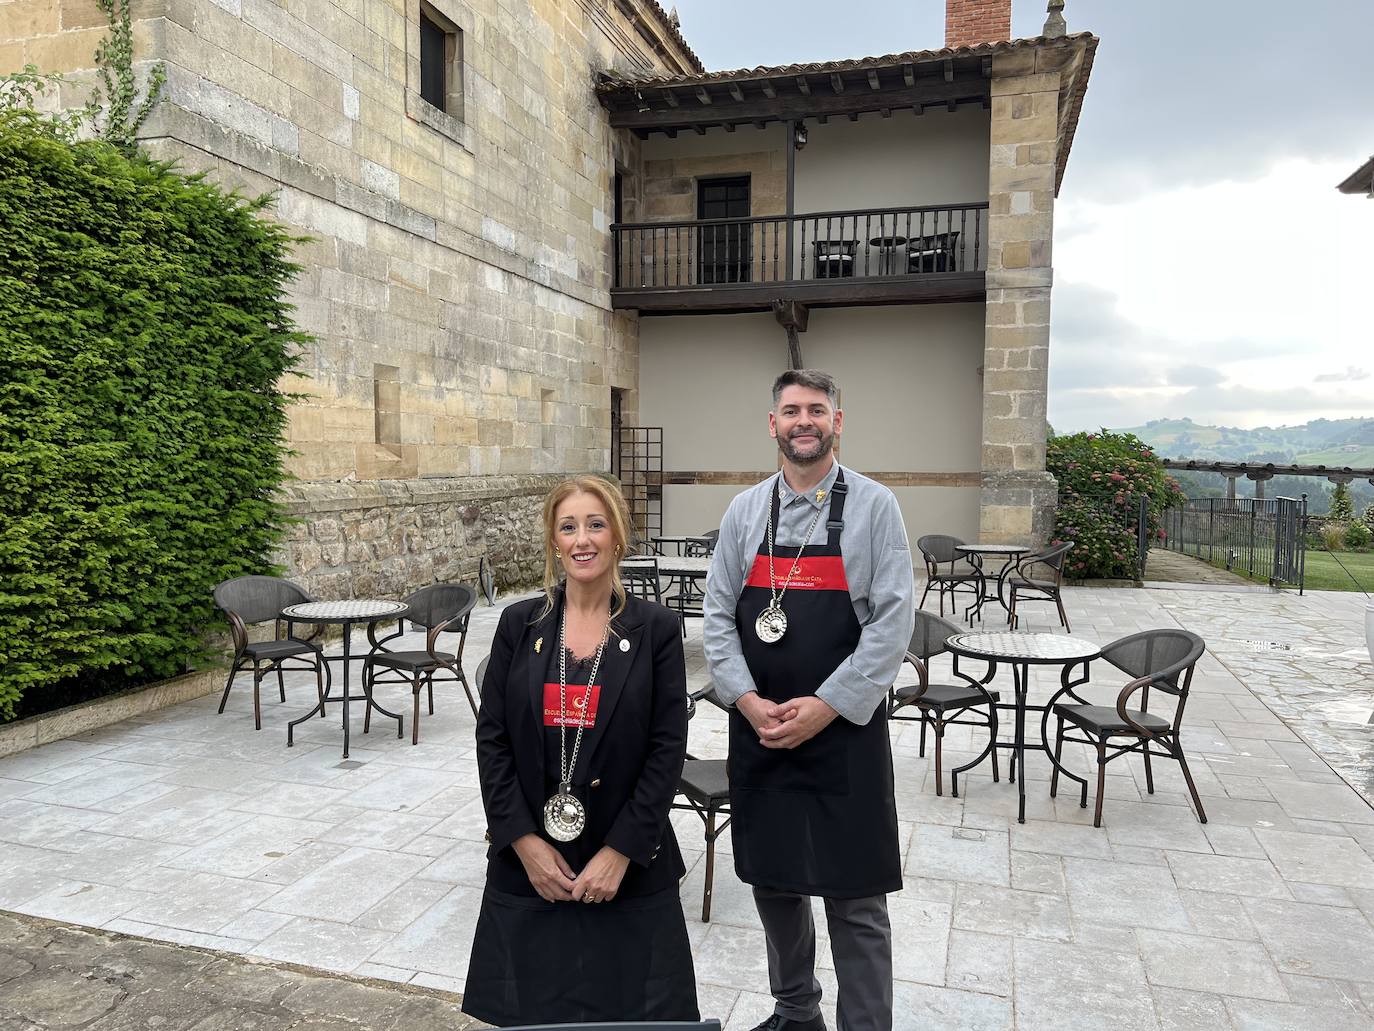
left=666, top=0, right=1374, bottom=431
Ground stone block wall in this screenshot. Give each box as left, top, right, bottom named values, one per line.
left=978, top=42, right=1088, bottom=544
left=5, top=0, right=694, bottom=596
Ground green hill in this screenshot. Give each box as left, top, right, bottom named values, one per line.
left=1110, top=416, right=1374, bottom=464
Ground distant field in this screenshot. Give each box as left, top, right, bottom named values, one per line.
left=1294, top=446, right=1374, bottom=467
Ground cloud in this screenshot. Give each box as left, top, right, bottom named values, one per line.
left=1167, top=365, right=1226, bottom=388
left=1313, top=366, right=1370, bottom=383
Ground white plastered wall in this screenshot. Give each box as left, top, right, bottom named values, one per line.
left=638, top=303, right=985, bottom=548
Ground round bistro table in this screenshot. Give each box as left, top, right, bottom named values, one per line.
left=282, top=599, right=410, bottom=758
left=945, top=630, right=1099, bottom=823
left=955, top=543, right=1031, bottom=622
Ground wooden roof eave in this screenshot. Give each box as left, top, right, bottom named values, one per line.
left=605, top=68, right=991, bottom=135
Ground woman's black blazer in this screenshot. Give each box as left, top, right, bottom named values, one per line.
left=476, top=589, right=689, bottom=897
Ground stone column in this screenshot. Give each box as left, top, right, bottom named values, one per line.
left=979, top=52, right=1064, bottom=544
left=1225, top=475, right=1238, bottom=503
left=1247, top=472, right=1272, bottom=500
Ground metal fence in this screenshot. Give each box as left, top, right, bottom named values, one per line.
left=1159, top=496, right=1307, bottom=591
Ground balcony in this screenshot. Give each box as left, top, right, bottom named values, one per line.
left=611, top=202, right=988, bottom=313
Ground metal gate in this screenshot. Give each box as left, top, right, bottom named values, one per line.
left=613, top=426, right=662, bottom=544
left=1159, top=496, right=1307, bottom=592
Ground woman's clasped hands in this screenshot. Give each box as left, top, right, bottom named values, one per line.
left=512, top=834, right=629, bottom=904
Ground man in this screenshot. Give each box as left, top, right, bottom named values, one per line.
left=704, top=369, right=915, bottom=1031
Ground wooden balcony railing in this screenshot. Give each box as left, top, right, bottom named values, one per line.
left=612, top=203, right=988, bottom=291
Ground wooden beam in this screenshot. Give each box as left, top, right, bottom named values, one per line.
left=880, top=107, right=891, bottom=118
left=611, top=271, right=987, bottom=314
left=830, top=73, right=845, bottom=94
left=946, top=98, right=957, bottom=112
left=729, top=83, right=744, bottom=102
left=772, top=298, right=810, bottom=332
left=695, top=87, right=712, bottom=105
left=943, top=59, right=954, bottom=82
left=903, top=64, right=915, bottom=87
left=724, top=122, right=736, bottom=132
left=867, top=70, right=881, bottom=91
left=817, top=113, right=828, bottom=123
left=761, top=80, right=776, bottom=99
left=753, top=119, right=766, bottom=130
left=606, top=80, right=987, bottom=129
left=913, top=103, right=924, bottom=116
left=796, top=76, right=811, bottom=95
left=981, top=57, right=993, bottom=78
left=661, top=89, right=679, bottom=107
left=784, top=325, right=804, bottom=368
left=692, top=124, right=706, bottom=134
left=847, top=112, right=859, bottom=121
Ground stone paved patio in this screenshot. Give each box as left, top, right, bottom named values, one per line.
left=2, top=584, right=1373, bottom=1030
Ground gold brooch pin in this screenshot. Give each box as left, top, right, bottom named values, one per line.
left=816, top=489, right=826, bottom=503
left=534, top=637, right=543, bottom=654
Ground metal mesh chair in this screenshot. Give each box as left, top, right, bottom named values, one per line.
left=363, top=583, right=478, bottom=744
left=916, top=534, right=985, bottom=621
left=684, top=529, right=719, bottom=557
left=889, top=610, right=999, bottom=797
left=213, top=576, right=329, bottom=730
left=1007, top=540, right=1073, bottom=631
left=474, top=655, right=489, bottom=700
left=1046, top=629, right=1208, bottom=827
left=622, top=559, right=664, bottom=603
left=674, top=684, right=731, bottom=922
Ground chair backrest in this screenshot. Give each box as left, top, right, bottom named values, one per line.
left=908, top=608, right=963, bottom=662
left=1021, top=540, right=1073, bottom=580
left=1100, top=629, right=1205, bottom=696
left=916, top=534, right=966, bottom=567
left=474, top=655, right=489, bottom=698
left=627, top=533, right=662, bottom=557
left=685, top=529, right=720, bottom=557
left=403, top=582, right=478, bottom=631
left=213, top=575, right=312, bottom=626
left=621, top=559, right=662, bottom=602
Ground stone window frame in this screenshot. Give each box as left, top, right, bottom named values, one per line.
left=405, top=0, right=473, bottom=152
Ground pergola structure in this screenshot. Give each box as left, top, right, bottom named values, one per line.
left=1163, top=459, right=1374, bottom=500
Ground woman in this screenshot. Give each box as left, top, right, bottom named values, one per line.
left=463, top=475, right=699, bottom=1026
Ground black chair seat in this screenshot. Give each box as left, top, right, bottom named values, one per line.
left=931, top=571, right=981, bottom=584
left=370, top=649, right=457, bottom=671
left=1054, top=702, right=1170, bottom=736
left=678, top=759, right=729, bottom=806
left=243, top=638, right=318, bottom=660
left=1009, top=575, right=1056, bottom=591
left=894, top=682, right=1000, bottom=710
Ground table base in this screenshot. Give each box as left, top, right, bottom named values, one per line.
left=988, top=660, right=1091, bottom=823
left=286, top=627, right=404, bottom=758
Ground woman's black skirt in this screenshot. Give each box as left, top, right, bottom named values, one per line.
left=462, top=885, right=699, bottom=1027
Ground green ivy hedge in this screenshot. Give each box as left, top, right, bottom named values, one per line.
left=1049, top=430, right=1185, bottom=580
left=0, top=112, right=307, bottom=721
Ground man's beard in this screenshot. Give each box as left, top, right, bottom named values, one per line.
left=777, top=428, right=834, bottom=465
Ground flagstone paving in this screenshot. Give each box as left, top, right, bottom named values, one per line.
left=1, top=584, right=1372, bottom=1030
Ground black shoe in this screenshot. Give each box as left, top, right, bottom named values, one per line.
left=749, top=1014, right=826, bottom=1031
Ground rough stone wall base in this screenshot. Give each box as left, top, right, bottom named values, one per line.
left=276, top=474, right=565, bottom=600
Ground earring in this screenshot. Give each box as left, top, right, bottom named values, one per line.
left=554, top=548, right=561, bottom=558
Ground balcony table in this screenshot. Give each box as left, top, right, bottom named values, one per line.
left=945, top=630, right=1097, bottom=823
left=868, top=234, right=908, bottom=275
left=282, top=599, right=409, bottom=758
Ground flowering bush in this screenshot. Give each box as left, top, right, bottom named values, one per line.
left=1048, top=430, right=1185, bottom=580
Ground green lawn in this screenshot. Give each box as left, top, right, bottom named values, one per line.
left=1298, top=550, right=1374, bottom=592
left=1295, top=445, right=1374, bottom=466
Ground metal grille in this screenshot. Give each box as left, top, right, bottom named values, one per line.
left=614, top=426, right=662, bottom=542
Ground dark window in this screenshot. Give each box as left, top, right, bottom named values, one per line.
left=610, top=388, right=625, bottom=477
left=697, top=177, right=751, bottom=284
left=420, top=13, right=447, bottom=111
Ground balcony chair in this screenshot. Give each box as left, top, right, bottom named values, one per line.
left=213, top=575, right=330, bottom=730
left=813, top=239, right=857, bottom=278
left=888, top=610, right=999, bottom=797
left=916, top=534, right=985, bottom=621
left=1046, top=629, right=1208, bottom=827
left=362, top=582, right=478, bottom=744
left=907, top=230, right=960, bottom=273
left=1006, top=541, right=1074, bottom=631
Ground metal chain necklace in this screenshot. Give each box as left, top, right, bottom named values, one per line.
left=542, top=608, right=610, bottom=842
left=755, top=476, right=828, bottom=644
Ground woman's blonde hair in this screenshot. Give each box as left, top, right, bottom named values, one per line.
left=538, top=476, right=632, bottom=622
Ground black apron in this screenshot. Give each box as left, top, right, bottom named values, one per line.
left=729, top=470, right=902, bottom=899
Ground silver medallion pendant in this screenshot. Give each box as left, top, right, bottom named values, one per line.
left=755, top=605, right=788, bottom=644
left=543, top=787, right=586, bottom=842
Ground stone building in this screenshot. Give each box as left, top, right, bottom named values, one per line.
left=3, top=0, right=1096, bottom=596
